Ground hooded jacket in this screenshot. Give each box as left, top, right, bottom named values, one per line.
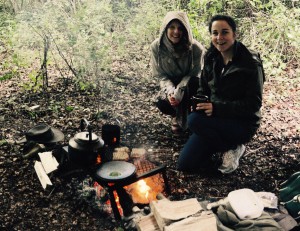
left=150, top=11, right=206, bottom=129
left=198, top=41, right=265, bottom=131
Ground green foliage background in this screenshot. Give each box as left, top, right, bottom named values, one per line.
left=0, top=0, right=299, bottom=90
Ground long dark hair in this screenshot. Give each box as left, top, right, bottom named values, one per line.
left=205, top=15, right=237, bottom=61
left=208, top=15, right=237, bottom=34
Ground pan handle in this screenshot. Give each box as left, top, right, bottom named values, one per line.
left=80, top=118, right=93, bottom=142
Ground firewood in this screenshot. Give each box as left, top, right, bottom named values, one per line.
left=156, top=193, right=166, bottom=200
left=131, top=148, right=146, bottom=158
left=136, top=213, right=160, bottom=231
left=112, top=146, right=130, bottom=161
left=115, top=147, right=130, bottom=152
left=38, top=151, right=59, bottom=174
left=34, top=161, right=52, bottom=189
left=149, top=197, right=203, bottom=231
left=112, top=151, right=130, bottom=161
left=164, top=211, right=218, bottom=231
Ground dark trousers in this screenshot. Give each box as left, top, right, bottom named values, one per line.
left=177, top=112, right=256, bottom=172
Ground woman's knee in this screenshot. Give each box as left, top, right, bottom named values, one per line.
left=177, top=133, right=209, bottom=171
left=187, top=112, right=206, bottom=130
left=177, top=148, right=213, bottom=172
left=187, top=112, right=197, bottom=126
left=177, top=150, right=197, bottom=171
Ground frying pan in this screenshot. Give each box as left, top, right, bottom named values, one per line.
left=95, top=161, right=136, bottom=182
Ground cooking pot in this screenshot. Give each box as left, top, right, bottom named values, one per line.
left=68, top=119, right=104, bottom=166
left=102, top=124, right=120, bottom=146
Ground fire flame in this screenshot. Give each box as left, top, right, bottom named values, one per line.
left=127, top=175, right=164, bottom=204
left=113, top=190, right=123, bottom=215
left=94, top=182, right=124, bottom=216
left=93, top=174, right=164, bottom=216
left=137, top=180, right=151, bottom=200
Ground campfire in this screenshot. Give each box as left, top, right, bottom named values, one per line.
left=87, top=146, right=170, bottom=220
left=92, top=174, right=165, bottom=217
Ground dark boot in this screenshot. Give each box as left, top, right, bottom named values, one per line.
left=171, top=117, right=183, bottom=135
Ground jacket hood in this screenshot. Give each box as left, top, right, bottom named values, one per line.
left=158, top=11, right=193, bottom=48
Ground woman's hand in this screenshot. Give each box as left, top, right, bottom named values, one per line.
left=195, top=102, right=213, bottom=116
left=168, top=94, right=180, bottom=107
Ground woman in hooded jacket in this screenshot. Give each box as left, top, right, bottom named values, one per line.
left=177, top=15, right=265, bottom=174
left=150, top=11, right=206, bottom=134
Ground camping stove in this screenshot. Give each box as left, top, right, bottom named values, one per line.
left=93, top=152, right=170, bottom=220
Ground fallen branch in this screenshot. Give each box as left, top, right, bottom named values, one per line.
left=244, top=146, right=264, bottom=157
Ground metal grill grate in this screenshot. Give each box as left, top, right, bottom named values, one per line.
left=132, top=158, right=158, bottom=175
left=94, top=146, right=171, bottom=220
left=102, top=145, right=167, bottom=174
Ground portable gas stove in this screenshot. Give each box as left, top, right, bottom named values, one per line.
left=93, top=146, right=170, bottom=220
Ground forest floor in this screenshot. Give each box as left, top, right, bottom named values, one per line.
left=0, top=56, right=300, bottom=230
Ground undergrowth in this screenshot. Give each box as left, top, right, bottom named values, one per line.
left=0, top=0, right=299, bottom=92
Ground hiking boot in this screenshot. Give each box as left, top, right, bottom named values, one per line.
left=218, top=144, right=246, bottom=174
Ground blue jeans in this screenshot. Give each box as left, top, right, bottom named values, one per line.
left=177, top=112, right=256, bottom=172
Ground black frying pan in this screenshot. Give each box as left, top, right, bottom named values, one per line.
left=95, top=161, right=136, bottom=182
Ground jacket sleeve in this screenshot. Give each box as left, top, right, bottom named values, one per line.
left=150, top=40, right=175, bottom=93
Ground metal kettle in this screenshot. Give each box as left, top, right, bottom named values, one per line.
left=68, top=119, right=104, bottom=166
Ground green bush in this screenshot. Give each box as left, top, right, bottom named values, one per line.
left=10, top=0, right=179, bottom=90
left=14, top=1, right=114, bottom=84
left=0, top=3, right=18, bottom=80
left=3, top=0, right=299, bottom=92
left=186, top=0, right=300, bottom=80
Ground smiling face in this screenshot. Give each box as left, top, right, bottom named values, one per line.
left=211, top=20, right=236, bottom=55
left=166, top=20, right=184, bottom=44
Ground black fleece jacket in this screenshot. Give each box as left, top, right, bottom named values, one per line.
left=198, top=41, right=265, bottom=129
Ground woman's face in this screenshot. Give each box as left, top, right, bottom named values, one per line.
left=211, top=20, right=236, bottom=54
left=167, top=20, right=184, bottom=44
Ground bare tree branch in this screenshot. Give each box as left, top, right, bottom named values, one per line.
left=49, top=33, right=78, bottom=78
